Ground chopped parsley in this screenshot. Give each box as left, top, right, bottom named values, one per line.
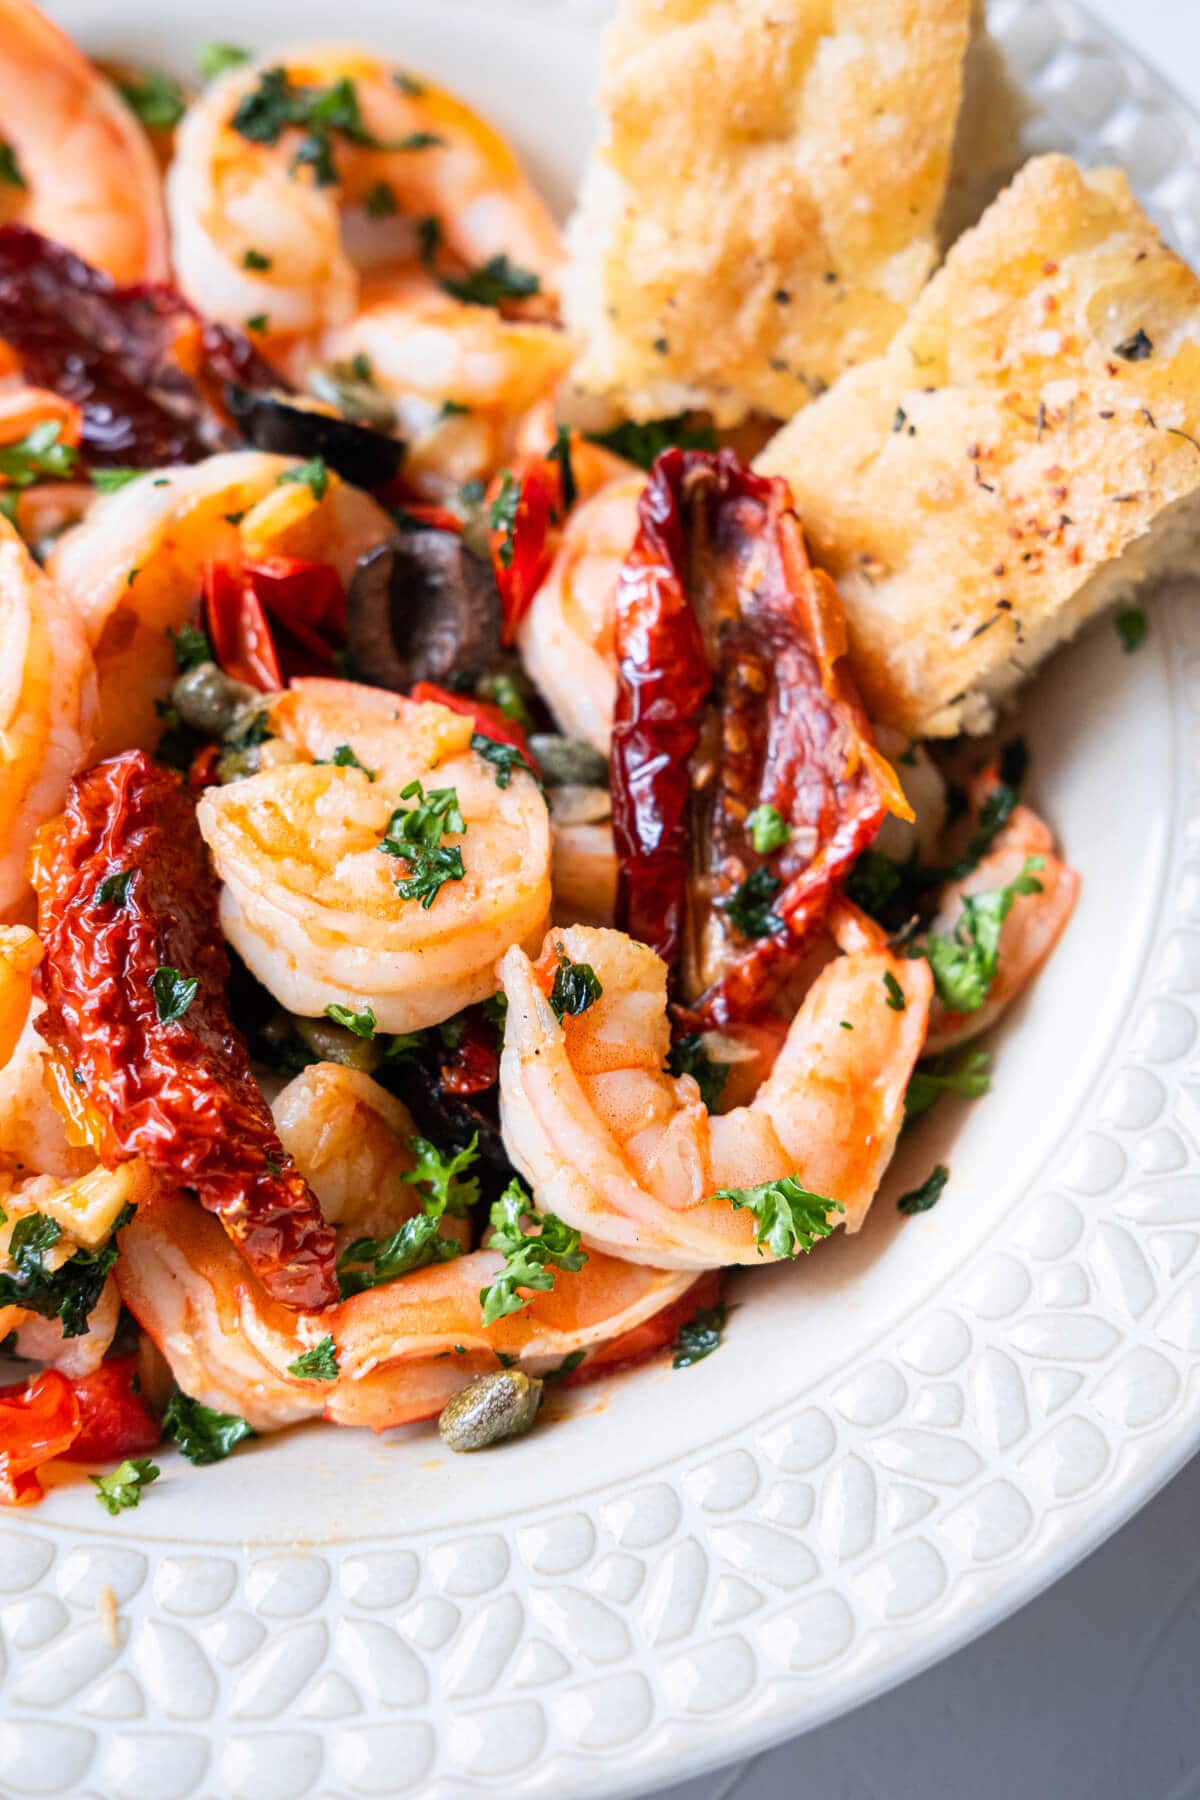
left=91, top=1457, right=160, bottom=1517
left=585, top=413, right=717, bottom=471
left=0, top=421, right=78, bottom=487
left=337, top=1213, right=462, bottom=1298
left=883, top=970, right=907, bottom=1012
left=482, top=991, right=508, bottom=1029
left=117, top=70, right=186, bottom=129
left=488, top=470, right=520, bottom=569
left=1115, top=607, right=1148, bottom=653
left=0, top=1209, right=130, bottom=1339
left=277, top=456, right=329, bottom=501
left=324, top=1002, right=376, bottom=1038
left=897, top=1163, right=950, bottom=1215
left=245, top=313, right=269, bottom=334
left=479, top=1179, right=587, bottom=1326
left=318, top=743, right=375, bottom=778
left=167, top=622, right=213, bottom=670
left=163, top=1389, right=255, bottom=1463
left=921, top=856, right=1044, bottom=1013
left=93, top=869, right=133, bottom=908
left=440, top=253, right=540, bottom=308
left=470, top=733, right=537, bottom=790
left=666, top=1033, right=729, bottom=1111
left=402, top=1132, right=480, bottom=1218
left=396, top=846, right=466, bottom=908
left=92, top=467, right=144, bottom=493
left=231, top=67, right=430, bottom=187
left=0, top=139, right=26, bottom=190
left=198, top=42, right=250, bottom=81
left=549, top=947, right=602, bottom=1019
left=548, top=425, right=577, bottom=513
left=475, top=671, right=532, bottom=728
left=150, top=965, right=199, bottom=1025
left=746, top=804, right=790, bottom=855
left=242, top=248, right=272, bottom=271
left=905, top=1049, right=991, bottom=1120
left=543, top=1349, right=586, bottom=1382
left=724, top=866, right=784, bottom=938
left=711, top=1175, right=843, bottom=1259
left=381, top=781, right=467, bottom=910
left=287, top=1335, right=340, bottom=1381
left=672, top=1301, right=727, bottom=1369
left=366, top=179, right=397, bottom=217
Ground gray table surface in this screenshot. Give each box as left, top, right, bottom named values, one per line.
left=651, top=3, right=1200, bottom=1795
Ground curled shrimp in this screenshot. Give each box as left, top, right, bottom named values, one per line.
left=320, top=270, right=572, bottom=499
left=197, top=678, right=551, bottom=1033
left=116, top=1070, right=699, bottom=1434
left=0, top=516, right=97, bottom=921
left=923, top=796, right=1079, bottom=1055
left=168, top=45, right=563, bottom=358
left=47, top=449, right=392, bottom=758
left=498, top=911, right=932, bottom=1270
left=0, top=0, right=167, bottom=283
left=517, top=473, right=642, bottom=753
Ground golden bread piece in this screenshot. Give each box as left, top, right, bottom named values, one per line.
left=564, top=0, right=971, bottom=427
left=757, top=154, right=1200, bottom=737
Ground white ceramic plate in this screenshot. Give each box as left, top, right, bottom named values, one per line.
left=5, top=3, right=1200, bottom=1797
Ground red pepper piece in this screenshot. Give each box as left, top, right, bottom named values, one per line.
left=409, top=681, right=541, bottom=776
left=204, top=561, right=283, bottom=691
left=32, top=751, right=338, bottom=1310
left=487, top=458, right=559, bottom=643
left=439, top=1008, right=500, bottom=1096
left=610, top=452, right=712, bottom=978
left=0, top=224, right=282, bottom=468
left=0, top=1370, right=81, bottom=1506
left=613, top=449, right=903, bottom=1023
left=61, top=1354, right=160, bottom=1462
left=246, top=556, right=345, bottom=640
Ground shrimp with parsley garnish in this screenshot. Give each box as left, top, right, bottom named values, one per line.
left=198, top=678, right=551, bottom=1034
left=497, top=910, right=931, bottom=1270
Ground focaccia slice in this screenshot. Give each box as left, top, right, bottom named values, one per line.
left=757, top=154, right=1200, bottom=737
left=565, top=0, right=971, bottom=426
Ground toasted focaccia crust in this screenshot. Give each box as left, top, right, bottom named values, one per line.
left=564, top=0, right=971, bottom=427
left=757, top=155, right=1200, bottom=737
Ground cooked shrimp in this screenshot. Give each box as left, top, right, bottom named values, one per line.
left=0, top=517, right=97, bottom=920
left=517, top=473, right=642, bottom=753
left=47, top=450, right=392, bottom=758
left=169, top=45, right=563, bottom=356
left=0, top=924, right=39, bottom=1067
left=320, top=271, right=572, bottom=498
left=498, top=912, right=932, bottom=1269
left=0, top=0, right=167, bottom=283
left=923, top=799, right=1079, bottom=1055
left=198, top=678, right=551, bottom=1033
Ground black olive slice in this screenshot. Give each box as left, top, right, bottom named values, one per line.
left=344, top=531, right=502, bottom=691
left=226, top=384, right=405, bottom=490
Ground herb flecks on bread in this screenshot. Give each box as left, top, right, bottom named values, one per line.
left=565, top=0, right=970, bottom=427
left=757, top=154, right=1200, bottom=736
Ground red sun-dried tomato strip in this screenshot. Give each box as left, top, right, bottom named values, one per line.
left=0, top=224, right=282, bottom=467
left=32, top=751, right=337, bottom=1310
left=613, top=449, right=906, bottom=1024
left=0, top=1370, right=81, bottom=1506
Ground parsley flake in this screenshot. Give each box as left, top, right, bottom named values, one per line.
left=245, top=313, right=269, bottom=334
left=92, top=467, right=144, bottom=493
left=883, top=970, right=907, bottom=1012
left=666, top=1033, right=729, bottom=1111
left=549, top=947, right=602, bottom=1019
left=366, top=179, right=397, bottom=217
left=324, top=1002, right=376, bottom=1038
left=337, top=1214, right=462, bottom=1298
left=118, top=70, right=185, bottom=129
left=1115, top=606, right=1148, bottom=653
left=402, top=1132, right=481, bottom=1217
left=318, top=743, right=375, bottom=778
left=585, top=413, right=716, bottom=470
left=242, top=247, right=272, bottom=270
left=548, top=425, right=577, bottom=512
left=287, top=1335, right=340, bottom=1381
left=470, top=732, right=537, bottom=790
left=897, top=1163, right=950, bottom=1215
left=479, top=1179, right=587, bottom=1326
left=711, top=1175, right=843, bottom=1259
left=198, top=42, right=250, bottom=81
left=440, top=253, right=540, bottom=308
left=91, top=1457, right=160, bottom=1516
left=277, top=456, right=329, bottom=501
left=921, top=856, right=1044, bottom=1013
left=724, top=866, right=784, bottom=938
left=0, top=139, right=26, bottom=190
left=163, top=1389, right=255, bottom=1463
left=905, top=1049, right=991, bottom=1120
left=0, top=1209, right=130, bottom=1339
left=381, top=781, right=467, bottom=909
left=150, top=965, right=199, bottom=1025
left=488, top=469, right=519, bottom=569
left=746, top=803, right=790, bottom=855
left=93, top=869, right=133, bottom=908
left=0, top=420, right=78, bottom=488
left=672, top=1301, right=727, bottom=1369
left=168, top=622, right=213, bottom=670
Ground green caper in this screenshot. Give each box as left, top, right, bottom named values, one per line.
left=437, top=1369, right=544, bottom=1452
left=527, top=734, right=610, bottom=788
left=309, top=367, right=398, bottom=433
left=172, top=661, right=258, bottom=739
left=293, top=1016, right=384, bottom=1074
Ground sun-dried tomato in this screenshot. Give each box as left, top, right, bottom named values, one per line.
left=204, top=558, right=346, bottom=691
left=439, top=1007, right=500, bottom=1097
left=486, top=457, right=560, bottom=642
left=60, top=1354, right=160, bottom=1462
left=610, top=453, right=712, bottom=977
left=613, top=449, right=906, bottom=1023
left=409, top=681, right=541, bottom=776
left=0, top=224, right=281, bottom=467
left=0, top=1369, right=80, bottom=1506
left=204, top=562, right=284, bottom=691
left=32, top=751, right=337, bottom=1310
